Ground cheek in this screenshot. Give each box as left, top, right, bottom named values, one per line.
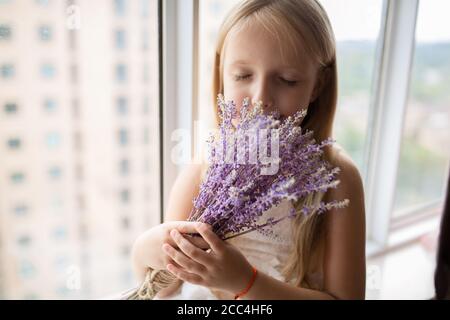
left=222, top=87, right=249, bottom=112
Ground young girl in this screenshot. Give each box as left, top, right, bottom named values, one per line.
left=131, top=0, right=366, bottom=300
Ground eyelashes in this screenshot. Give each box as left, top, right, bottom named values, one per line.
left=233, top=74, right=298, bottom=87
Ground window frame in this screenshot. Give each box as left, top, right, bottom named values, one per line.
left=161, top=0, right=199, bottom=222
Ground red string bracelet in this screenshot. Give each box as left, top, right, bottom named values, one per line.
left=234, top=266, right=258, bottom=300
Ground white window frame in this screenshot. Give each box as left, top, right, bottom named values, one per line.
left=161, top=0, right=199, bottom=221
left=365, top=0, right=419, bottom=255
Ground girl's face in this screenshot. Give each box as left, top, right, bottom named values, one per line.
left=223, top=22, right=323, bottom=118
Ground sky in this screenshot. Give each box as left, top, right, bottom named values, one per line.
left=319, top=0, right=450, bottom=43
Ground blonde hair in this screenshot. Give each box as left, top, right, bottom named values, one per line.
left=209, top=0, right=338, bottom=289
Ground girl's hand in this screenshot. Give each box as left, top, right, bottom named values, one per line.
left=162, top=223, right=254, bottom=295
left=131, top=221, right=210, bottom=281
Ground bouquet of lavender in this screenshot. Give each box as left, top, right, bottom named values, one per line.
left=124, top=94, right=348, bottom=300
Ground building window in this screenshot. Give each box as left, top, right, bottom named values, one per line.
left=38, top=25, right=52, bottom=41
left=44, top=99, right=57, bottom=112
left=114, top=0, right=126, bottom=17
left=116, top=64, right=127, bottom=83
left=19, top=261, right=36, bottom=279
left=143, top=126, right=149, bottom=145
left=48, top=166, right=62, bottom=180
left=0, top=24, right=11, bottom=40
left=40, top=63, right=56, bottom=79
left=7, top=138, right=21, bottom=149
left=120, top=189, right=130, bottom=203
left=142, top=28, right=149, bottom=51
left=14, top=204, right=29, bottom=216
left=36, top=0, right=50, bottom=6
left=54, top=255, right=70, bottom=273
left=115, top=29, right=126, bottom=49
left=4, top=102, right=18, bottom=113
left=119, top=158, right=129, bottom=175
left=53, top=227, right=67, bottom=241
left=1, top=64, right=14, bottom=78
left=142, top=63, right=149, bottom=83
left=70, top=64, right=78, bottom=84
left=17, top=235, right=32, bottom=248
left=121, top=245, right=131, bottom=257
left=46, top=132, right=61, bottom=149
left=117, top=97, right=128, bottom=115
left=118, top=128, right=128, bottom=146
left=142, top=96, right=149, bottom=115
left=141, top=0, right=150, bottom=18
left=121, top=216, right=130, bottom=230
left=50, top=196, right=63, bottom=210
left=11, top=172, right=25, bottom=184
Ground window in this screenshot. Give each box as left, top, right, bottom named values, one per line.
left=121, top=216, right=130, bottom=230
left=142, top=96, right=149, bottom=115
left=11, top=172, right=25, bottom=184
left=116, top=64, right=127, bottom=83
left=4, top=102, right=17, bottom=113
left=45, top=132, right=61, bottom=149
left=141, top=0, right=150, bottom=18
left=116, top=97, right=128, bottom=115
left=1, top=64, right=14, bottom=78
left=316, top=0, right=385, bottom=174
left=114, top=0, right=126, bottom=17
left=118, top=128, right=128, bottom=146
left=44, top=99, right=57, bottom=112
left=120, top=189, right=130, bottom=204
left=7, top=137, right=21, bottom=149
left=40, top=63, right=56, bottom=79
left=19, top=261, right=36, bottom=279
left=393, top=0, right=450, bottom=216
left=119, top=158, right=129, bottom=175
left=142, top=28, right=149, bottom=51
left=38, top=25, right=52, bottom=41
left=54, top=255, right=70, bottom=273
left=13, top=204, right=29, bottom=216
left=52, top=227, right=67, bottom=241
left=48, top=166, right=62, bottom=180
left=143, top=126, right=149, bottom=144
left=0, top=24, right=11, bottom=40
left=115, top=29, right=126, bottom=49
left=35, top=0, right=50, bottom=6
left=17, top=235, right=32, bottom=248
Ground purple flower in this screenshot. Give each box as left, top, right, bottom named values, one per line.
left=187, top=94, right=349, bottom=240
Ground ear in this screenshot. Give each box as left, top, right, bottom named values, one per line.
left=310, top=67, right=330, bottom=104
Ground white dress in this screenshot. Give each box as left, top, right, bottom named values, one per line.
left=153, top=200, right=324, bottom=300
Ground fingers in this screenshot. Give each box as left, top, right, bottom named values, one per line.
left=195, top=223, right=224, bottom=254
left=166, top=263, right=203, bottom=285
left=162, top=242, right=206, bottom=275
left=169, top=229, right=214, bottom=266
left=166, top=221, right=210, bottom=250
left=185, top=234, right=210, bottom=250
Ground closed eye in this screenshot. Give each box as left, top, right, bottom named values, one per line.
left=280, top=78, right=298, bottom=86
left=233, top=74, right=251, bottom=81
left=233, top=74, right=298, bottom=87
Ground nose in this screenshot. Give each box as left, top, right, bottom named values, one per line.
left=251, top=79, right=275, bottom=113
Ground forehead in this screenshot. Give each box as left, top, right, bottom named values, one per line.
left=223, top=19, right=316, bottom=71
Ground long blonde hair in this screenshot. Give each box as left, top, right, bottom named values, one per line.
left=210, top=0, right=338, bottom=289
